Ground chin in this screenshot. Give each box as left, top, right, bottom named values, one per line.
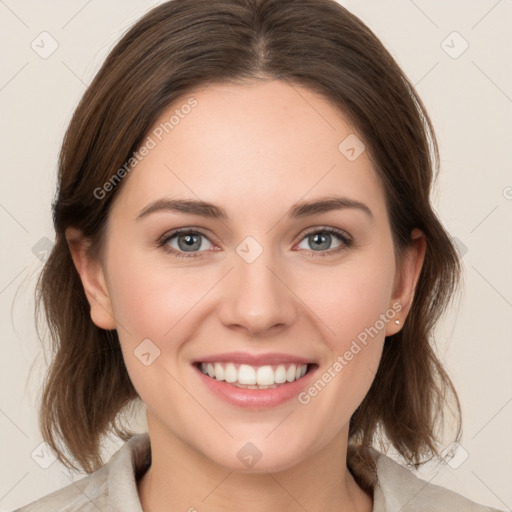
left=194, top=432, right=312, bottom=474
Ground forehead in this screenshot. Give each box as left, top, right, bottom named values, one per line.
left=111, top=80, right=387, bottom=222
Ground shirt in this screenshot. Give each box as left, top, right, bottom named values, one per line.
left=14, top=432, right=503, bottom=511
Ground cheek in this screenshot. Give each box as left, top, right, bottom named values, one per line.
left=292, top=244, right=396, bottom=422
left=298, top=247, right=396, bottom=349
left=104, top=251, right=214, bottom=401
left=106, top=250, right=216, bottom=342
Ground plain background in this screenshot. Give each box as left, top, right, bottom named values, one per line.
left=1, top=1, right=511, bottom=510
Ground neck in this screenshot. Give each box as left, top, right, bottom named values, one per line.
left=137, top=416, right=373, bottom=512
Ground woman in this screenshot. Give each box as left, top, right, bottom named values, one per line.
left=16, top=0, right=504, bottom=510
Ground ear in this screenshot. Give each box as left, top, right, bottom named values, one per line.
left=385, top=228, right=426, bottom=336
left=65, top=227, right=116, bottom=330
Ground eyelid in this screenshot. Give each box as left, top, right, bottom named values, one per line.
left=297, top=225, right=352, bottom=244
left=292, top=226, right=352, bottom=257
left=156, top=227, right=220, bottom=257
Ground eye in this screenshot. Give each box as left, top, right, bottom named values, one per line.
left=159, top=229, right=215, bottom=258
left=158, top=226, right=352, bottom=259
left=296, top=227, right=352, bottom=256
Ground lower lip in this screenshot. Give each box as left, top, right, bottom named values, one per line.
left=193, top=364, right=318, bottom=409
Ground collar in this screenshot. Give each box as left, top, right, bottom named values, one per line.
left=106, top=432, right=494, bottom=512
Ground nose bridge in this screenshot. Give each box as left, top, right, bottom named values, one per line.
left=219, top=238, right=296, bottom=335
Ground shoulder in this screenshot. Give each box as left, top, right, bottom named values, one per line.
left=13, top=466, right=111, bottom=512
left=370, top=447, right=504, bottom=512
left=14, top=433, right=150, bottom=512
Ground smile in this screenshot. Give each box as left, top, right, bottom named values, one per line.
left=193, top=354, right=318, bottom=408
left=198, top=362, right=310, bottom=389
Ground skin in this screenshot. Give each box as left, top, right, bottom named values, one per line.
left=67, top=79, right=426, bottom=512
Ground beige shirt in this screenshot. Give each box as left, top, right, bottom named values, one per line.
left=15, top=433, right=502, bottom=511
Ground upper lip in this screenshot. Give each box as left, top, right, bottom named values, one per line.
left=193, top=352, right=315, bottom=366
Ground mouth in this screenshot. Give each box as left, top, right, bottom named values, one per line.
left=191, top=352, right=319, bottom=408
left=194, top=361, right=316, bottom=390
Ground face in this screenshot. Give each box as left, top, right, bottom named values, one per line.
left=72, top=80, right=422, bottom=473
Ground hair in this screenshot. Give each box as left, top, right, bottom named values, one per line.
left=35, top=0, right=462, bottom=489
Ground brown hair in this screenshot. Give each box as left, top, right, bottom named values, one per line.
left=36, top=0, right=462, bottom=486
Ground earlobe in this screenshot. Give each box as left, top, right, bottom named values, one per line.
left=386, top=228, right=427, bottom=336
left=65, top=227, right=117, bottom=330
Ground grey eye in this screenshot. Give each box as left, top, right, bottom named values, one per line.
left=167, top=232, right=213, bottom=252
left=297, top=231, right=343, bottom=252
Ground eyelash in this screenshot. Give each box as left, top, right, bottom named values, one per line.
left=157, top=227, right=353, bottom=260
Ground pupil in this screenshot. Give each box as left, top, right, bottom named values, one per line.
left=311, top=233, right=330, bottom=251
left=179, top=234, right=200, bottom=251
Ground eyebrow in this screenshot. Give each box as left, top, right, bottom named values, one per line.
left=135, top=195, right=373, bottom=222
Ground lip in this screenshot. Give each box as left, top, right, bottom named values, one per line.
left=193, top=351, right=314, bottom=366
left=192, top=354, right=318, bottom=409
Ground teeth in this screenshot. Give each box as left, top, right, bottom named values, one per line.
left=225, top=363, right=237, bottom=383
left=199, top=362, right=309, bottom=386
left=214, top=363, right=225, bottom=381
left=256, top=365, right=274, bottom=386
left=238, top=364, right=256, bottom=385
left=275, top=365, right=287, bottom=383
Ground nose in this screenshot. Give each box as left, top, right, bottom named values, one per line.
left=218, top=248, right=298, bottom=337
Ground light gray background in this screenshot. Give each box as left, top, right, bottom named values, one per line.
left=1, top=1, right=511, bottom=510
